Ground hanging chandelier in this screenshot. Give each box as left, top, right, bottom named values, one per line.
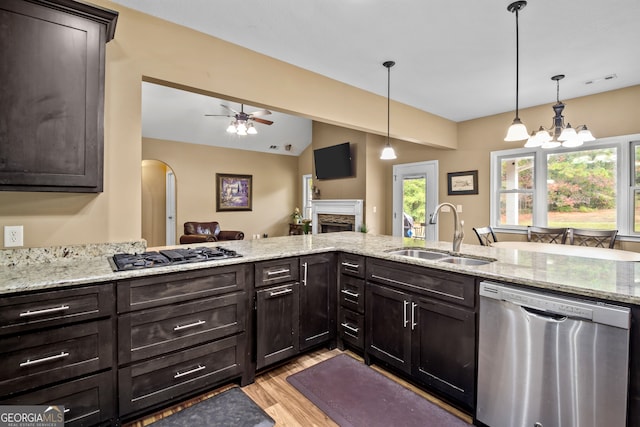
left=525, top=74, right=595, bottom=148
left=226, top=120, right=257, bottom=136
left=380, top=60, right=397, bottom=160
left=504, top=1, right=529, bottom=142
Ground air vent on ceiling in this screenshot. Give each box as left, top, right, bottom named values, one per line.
left=269, top=145, right=278, bottom=150
left=585, top=74, right=617, bottom=85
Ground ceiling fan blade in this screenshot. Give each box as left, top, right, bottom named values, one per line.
left=252, top=117, right=274, bottom=125
left=249, top=109, right=272, bottom=117
left=220, top=104, right=239, bottom=114
left=204, top=114, right=233, bottom=117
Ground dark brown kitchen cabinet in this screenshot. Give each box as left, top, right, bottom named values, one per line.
left=255, top=282, right=300, bottom=369
left=117, top=265, right=250, bottom=420
left=0, top=282, right=116, bottom=425
left=365, top=258, right=477, bottom=411
left=299, top=253, right=336, bottom=351
left=0, top=0, right=117, bottom=192
left=337, top=253, right=366, bottom=351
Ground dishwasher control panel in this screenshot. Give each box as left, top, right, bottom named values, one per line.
left=479, top=281, right=630, bottom=329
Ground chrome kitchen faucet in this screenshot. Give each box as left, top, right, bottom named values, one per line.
left=429, top=203, right=464, bottom=252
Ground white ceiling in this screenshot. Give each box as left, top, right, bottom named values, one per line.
left=117, top=0, right=640, bottom=154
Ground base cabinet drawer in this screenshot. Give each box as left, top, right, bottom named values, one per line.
left=118, top=292, right=246, bottom=364
left=118, top=334, right=245, bottom=416
left=0, top=371, right=115, bottom=426
left=339, top=276, right=365, bottom=313
left=0, top=319, right=113, bottom=396
left=338, top=308, right=364, bottom=350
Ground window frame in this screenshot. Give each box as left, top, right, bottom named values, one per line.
left=490, top=133, right=640, bottom=240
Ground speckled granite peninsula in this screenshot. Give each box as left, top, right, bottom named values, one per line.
left=1, top=232, right=640, bottom=305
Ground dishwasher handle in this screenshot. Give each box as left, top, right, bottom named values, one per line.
left=522, top=306, right=567, bottom=322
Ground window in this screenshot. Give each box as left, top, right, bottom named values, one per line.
left=302, top=174, right=313, bottom=220
left=491, top=134, right=639, bottom=238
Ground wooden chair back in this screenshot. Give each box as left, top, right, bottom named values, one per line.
left=473, top=226, right=497, bottom=246
left=567, top=228, right=617, bottom=248
left=527, top=226, right=568, bottom=244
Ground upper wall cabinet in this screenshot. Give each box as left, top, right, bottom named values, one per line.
left=0, top=0, right=118, bottom=192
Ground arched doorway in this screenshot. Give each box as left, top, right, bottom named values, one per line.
left=142, top=160, right=177, bottom=247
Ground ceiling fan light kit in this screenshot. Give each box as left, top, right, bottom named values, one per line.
left=381, top=60, right=397, bottom=160
left=208, top=103, right=273, bottom=136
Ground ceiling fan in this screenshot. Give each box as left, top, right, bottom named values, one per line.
left=205, top=104, right=273, bottom=135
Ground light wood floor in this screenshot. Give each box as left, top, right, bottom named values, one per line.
left=125, top=348, right=473, bottom=426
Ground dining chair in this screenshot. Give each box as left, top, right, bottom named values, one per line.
left=527, top=226, right=568, bottom=244
left=473, top=226, right=497, bottom=246
left=567, top=228, right=618, bottom=249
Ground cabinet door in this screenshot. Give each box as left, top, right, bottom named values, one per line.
left=256, top=283, right=299, bottom=369
left=299, top=253, right=336, bottom=351
left=365, top=283, right=412, bottom=374
left=412, top=296, right=476, bottom=409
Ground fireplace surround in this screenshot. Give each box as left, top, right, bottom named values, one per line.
left=311, top=199, right=363, bottom=234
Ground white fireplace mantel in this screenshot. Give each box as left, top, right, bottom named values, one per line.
left=311, top=199, right=363, bottom=234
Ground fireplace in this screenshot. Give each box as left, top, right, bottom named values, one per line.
left=311, top=200, right=363, bottom=234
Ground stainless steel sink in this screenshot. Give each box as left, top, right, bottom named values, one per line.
left=438, top=256, right=493, bottom=266
left=387, top=249, right=449, bottom=260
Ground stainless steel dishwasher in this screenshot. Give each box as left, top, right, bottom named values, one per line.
left=477, top=281, right=631, bottom=427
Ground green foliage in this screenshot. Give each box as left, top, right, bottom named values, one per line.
left=403, top=178, right=426, bottom=224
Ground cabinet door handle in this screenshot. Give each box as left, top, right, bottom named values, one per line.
left=173, top=320, right=206, bottom=331
left=267, top=268, right=290, bottom=276
left=19, top=305, right=70, bottom=317
left=341, top=262, right=360, bottom=269
left=20, top=351, right=70, bottom=367
left=341, top=322, right=359, bottom=334
left=302, top=262, right=308, bottom=286
left=411, top=302, right=417, bottom=330
left=174, top=364, right=206, bottom=379
left=269, top=288, right=293, bottom=297
left=340, top=289, right=360, bottom=298
left=403, top=300, right=409, bottom=328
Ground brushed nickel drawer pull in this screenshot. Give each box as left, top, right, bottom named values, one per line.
left=341, top=322, right=359, bottom=334
left=267, top=268, right=290, bottom=276
left=269, top=288, right=293, bottom=297
left=19, top=305, right=70, bottom=317
left=340, top=289, right=360, bottom=298
left=174, top=364, right=206, bottom=379
left=341, top=262, right=360, bottom=269
left=173, top=320, right=206, bottom=331
left=20, top=351, right=70, bottom=367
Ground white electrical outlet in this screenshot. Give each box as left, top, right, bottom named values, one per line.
left=4, top=225, right=24, bottom=247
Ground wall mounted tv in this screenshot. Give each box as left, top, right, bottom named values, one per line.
left=313, top=142, right=353, bottom=180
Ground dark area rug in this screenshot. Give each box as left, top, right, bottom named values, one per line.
left=149, top=387, right=274, bottom=427
left=287, top=354, right=471, bottom=427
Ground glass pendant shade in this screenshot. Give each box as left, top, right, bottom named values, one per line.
left=541, top=139, right=561, bottom=149
left=578, top=127, right=595, bottom=142
left=226, top=122, right=236, bottom=133
left=524, top=131, right=543, bottom=147
left=558, top=124, right=577, bottom=141
left=504, top=118, right=529, bottom=141
left=561, top=138, right=583, bottom=148
left=380, top=143, right=397, bottom=160
left=247, top=123, right=257, bottom=134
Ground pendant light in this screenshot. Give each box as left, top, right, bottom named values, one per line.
left=504, top=1, right=529, bottom=142
left=525, top=74, right=595, bottom=149
left=380, top=60, right=397, bottom=160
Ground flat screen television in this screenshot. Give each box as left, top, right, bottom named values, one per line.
left=313, top=142, right=353, bottom=180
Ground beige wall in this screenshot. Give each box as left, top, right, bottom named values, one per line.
left=143, top=138, right=299, bottom=242
left=141, top=160, right=169, bottom=247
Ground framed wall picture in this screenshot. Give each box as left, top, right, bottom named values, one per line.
left=447, top=170, right=478, bottom=195
left=216, top=173, right=253, bottom=211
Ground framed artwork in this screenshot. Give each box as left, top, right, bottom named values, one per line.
left=447, top=170, right=478, bottom=195
left=216, top=173, right=253, bottom=211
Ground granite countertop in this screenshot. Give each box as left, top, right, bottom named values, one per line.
left=1, top=232, right=639, bottom=306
